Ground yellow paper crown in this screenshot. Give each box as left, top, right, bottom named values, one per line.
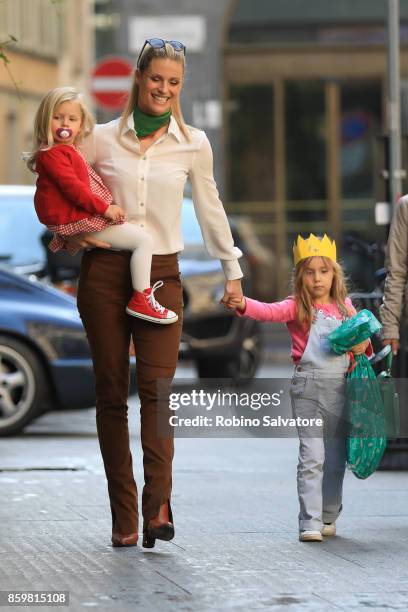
left=293, top=234, right=337, bottom=266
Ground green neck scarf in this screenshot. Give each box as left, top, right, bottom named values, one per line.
left=133, top=106, right=171, bottom=138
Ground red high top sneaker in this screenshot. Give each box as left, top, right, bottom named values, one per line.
left=126, top=280, right=178, bottom=324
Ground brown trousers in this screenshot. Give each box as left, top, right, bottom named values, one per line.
left=77, top=249, right=183, bottom=534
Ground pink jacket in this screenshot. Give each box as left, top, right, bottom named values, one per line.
left=237, top=296, right=373, bottom=363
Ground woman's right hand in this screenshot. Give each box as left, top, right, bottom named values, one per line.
left=65, top=233, right=112, bottom=251
left=383, top=338, right=399, bottom=356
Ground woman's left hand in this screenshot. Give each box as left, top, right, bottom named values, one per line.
left=350, top=339, right=370, bottom=355
left=220, top=279, right=243, bottom=309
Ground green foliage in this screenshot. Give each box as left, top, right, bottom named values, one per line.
left=0, top=0, right=64, bottom=95
left=0, top=35, right=21, bottom=98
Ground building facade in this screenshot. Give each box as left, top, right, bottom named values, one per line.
left=0, top=0, right=93, bottom=185
left=4, top=0, right=407, bottom=297
left=224, top=0, right=408, bottom=294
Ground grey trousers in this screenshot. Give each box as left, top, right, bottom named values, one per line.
left=290, top=375, right=347, bottom=532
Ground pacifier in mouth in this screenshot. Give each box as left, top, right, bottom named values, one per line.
left=56, top=127, right=73, bottom=139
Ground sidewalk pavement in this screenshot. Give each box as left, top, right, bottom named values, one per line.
left=2, top=393, right=408, bottom=612
left=2, top=329, right=408, bottom=612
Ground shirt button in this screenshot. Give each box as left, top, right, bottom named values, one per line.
left=142, top=155, right=147, bottom=160
left=140, top=176, right=145, bottom=181
left=140, top=224, right=144, bottom=227
left=140, top=202, right=144, bottom=206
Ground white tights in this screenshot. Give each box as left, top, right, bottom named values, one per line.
left=92, top=222, right=152, bottom=292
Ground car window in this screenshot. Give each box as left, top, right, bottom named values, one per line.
left=181, top=198, right=203, bottom=246
left=0, top=195, right=45, bottom=266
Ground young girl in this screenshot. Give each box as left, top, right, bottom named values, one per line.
left=230, top=234, right=371, bottom=542
left=26, top=86, right=177, bottom=325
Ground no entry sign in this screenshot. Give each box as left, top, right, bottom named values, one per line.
left=90, top=57, right=134, bottom=111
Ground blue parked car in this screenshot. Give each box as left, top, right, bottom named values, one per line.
left=0, top=267, right=99, bottom=435
left=0, top=266, right=138, bottom=436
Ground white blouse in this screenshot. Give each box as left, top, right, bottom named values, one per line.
left=81, top=114, right=243, bottom=280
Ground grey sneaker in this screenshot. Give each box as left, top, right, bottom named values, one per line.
left=321, top=522, right=336, bottom=537
left=299, top=530, right=323, bottom=542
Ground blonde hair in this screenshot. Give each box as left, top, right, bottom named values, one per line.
left=293, top=256, right=352, bottom=328
left=118, top=42, right=191, bottom=145
left=25, top=87, right=94, bottom=173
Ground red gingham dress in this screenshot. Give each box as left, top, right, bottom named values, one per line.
left=48, top=149, right=123, bottom=255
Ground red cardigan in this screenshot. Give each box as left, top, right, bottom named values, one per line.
left=34, top=144, right=109, bottom=226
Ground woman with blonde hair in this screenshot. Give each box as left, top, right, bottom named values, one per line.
left=68, top=39, right=244, bottom=548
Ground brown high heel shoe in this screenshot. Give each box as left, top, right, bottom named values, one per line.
left=111, top=532, right=138, bottom=547
left=142, top=501, right=174, bottom=549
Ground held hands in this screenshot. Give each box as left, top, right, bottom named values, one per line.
left=104, top=204, right=126, bottom=222
left=220, top=279, right=245, bottom=311
left=383, top=338, right=399, bottom=356
left=227, top=296, right=246, bottom=312
left=350, top=339, right=370, bottom=355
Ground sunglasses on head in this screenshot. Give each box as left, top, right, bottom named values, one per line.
left=137, top=38, right=186, bottom=67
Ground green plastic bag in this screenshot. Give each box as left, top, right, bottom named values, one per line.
left=329, top=309, right=382, bottom=354
left=346, top=355, right=387, bottom=479
left=328, top=310, right=386, bottom=479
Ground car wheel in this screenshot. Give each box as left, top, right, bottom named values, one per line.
left=0, top=336, right=48, bottom=436
left=196, top=327, right=262, bottom=383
